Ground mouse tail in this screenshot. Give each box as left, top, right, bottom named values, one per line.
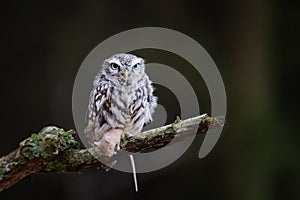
left=129, top=154, right=138, bottom=192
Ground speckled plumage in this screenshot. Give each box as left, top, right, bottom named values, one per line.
left=84, top=53, right=157, bottom=146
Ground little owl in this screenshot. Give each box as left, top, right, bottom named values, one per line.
left=84, top=53, right=158, bottom=191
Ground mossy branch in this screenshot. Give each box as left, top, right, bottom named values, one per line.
left=0, top=113, right=224, bottom=192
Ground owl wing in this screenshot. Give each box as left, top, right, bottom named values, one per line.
left=142, top=80, right=158, bottom=124
left=129, top=83, right=158, bottom=133
left=84, top=79, right=112, bottom=144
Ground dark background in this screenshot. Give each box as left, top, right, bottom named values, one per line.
left=1, top=0, right=299, bottom=199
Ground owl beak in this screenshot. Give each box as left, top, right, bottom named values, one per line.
left=124, top=70, right=129, bottom=80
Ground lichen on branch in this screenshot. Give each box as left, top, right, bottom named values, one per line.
left=0, top=113, right=224, bottom=192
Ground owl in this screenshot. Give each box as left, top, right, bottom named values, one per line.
left=84, top=53, right=158, bottom=156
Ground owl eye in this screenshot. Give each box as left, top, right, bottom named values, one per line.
left=110, top=63, right=120, bottom=70
left=133, top=64, right=139, bottom=69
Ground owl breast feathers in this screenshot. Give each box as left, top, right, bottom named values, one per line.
left=84, top=53, right=157, bottom=145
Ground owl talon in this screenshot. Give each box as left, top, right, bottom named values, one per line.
left=122, top=132, right=133, bottom=139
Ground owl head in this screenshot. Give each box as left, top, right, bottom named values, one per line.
left=101, top=53, right=146, bottom=85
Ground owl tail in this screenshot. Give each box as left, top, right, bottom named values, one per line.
left=129, top=154, right=138, bottom=192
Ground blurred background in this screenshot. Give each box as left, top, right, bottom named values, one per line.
left=0, top=0, right=299, bottom=199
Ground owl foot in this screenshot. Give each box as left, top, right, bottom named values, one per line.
left=122, top=132, right=133, bottom=139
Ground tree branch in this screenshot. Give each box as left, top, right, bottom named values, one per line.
left=0, top=113, right=224, bottom=192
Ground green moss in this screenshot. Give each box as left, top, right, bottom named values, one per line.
left=18, top=126, right=79, bottom=161
left=164, top=127, right=174, bottom=134
left=44, top=159, right=68, bottom=172
left=43, top=149, right=95, bottom=172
